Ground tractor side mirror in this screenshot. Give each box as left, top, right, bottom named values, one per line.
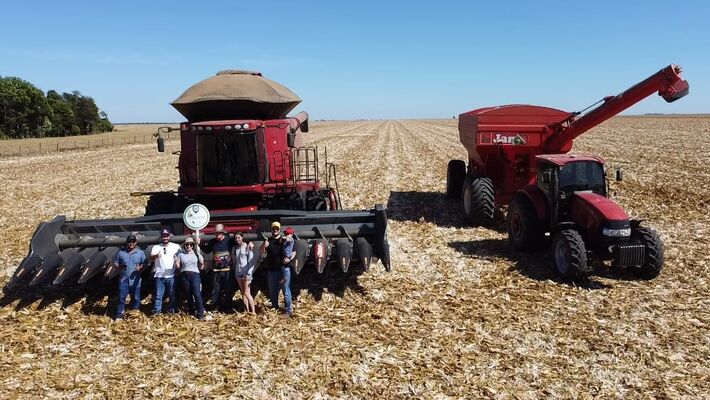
left=157, top=137, right=165, bottom=153
left=287, top=132, right=296, bottom=148
left=300, top=120, right=309, bottom=133
left=616, top=168, right=623, bottom=182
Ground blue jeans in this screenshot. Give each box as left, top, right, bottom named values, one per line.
left=267, top=267, right=292, bottom=314
left=282, top=266, right=292, bottom=315
left=153, top=277, right=176, bottom=314
left=180, top=271, right=205, bottom=318
left=116, top=271, right=141, bottom=318
left=267, top=270, right=281, bottom=309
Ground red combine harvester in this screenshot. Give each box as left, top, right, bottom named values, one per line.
left=447, top=65, right=689, bottom=280
left=7, top=71, right=390, bottom=292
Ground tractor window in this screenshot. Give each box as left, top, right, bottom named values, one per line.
left=199, top=132, right=260, bottom=186
left=559, top=161, right=605, bottom=195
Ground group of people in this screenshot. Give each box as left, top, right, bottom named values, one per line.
left=113, top=221, right=297, bottom=320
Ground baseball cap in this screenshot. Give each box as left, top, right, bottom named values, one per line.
left=126, top=235, right=137, bottom=244
left=160, top=229, right=171, bottom=237
left=214, top=223, right=226, bottom=234
left=271, top=221, right=281, bottom=230
left=284, top=227, right=294, bottom=235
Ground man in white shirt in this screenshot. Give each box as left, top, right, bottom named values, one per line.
left=150, top=228, right=181, bottom=315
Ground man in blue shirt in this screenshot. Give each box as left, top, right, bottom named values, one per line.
left=113, top=235, right=146, bottom=320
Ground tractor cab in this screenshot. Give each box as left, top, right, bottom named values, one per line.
left=536, top=154, right=608, bottom=223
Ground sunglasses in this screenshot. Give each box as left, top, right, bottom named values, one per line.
left=185, top=243, right=194, bottom=247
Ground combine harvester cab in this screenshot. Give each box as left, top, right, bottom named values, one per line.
left=6, top=70, right=390, bottom=293
left=447, top=64, right=689, bottom=280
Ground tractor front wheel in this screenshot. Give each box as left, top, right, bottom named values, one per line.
left=551, top=229, right=591, bottom=281
left=446, top=160, right=466, bottom=199
left=507, top=194, right=544, bottom=252
left=630, top=226, right=664, bottom=279
left=462, top=176, right=495, bottom=226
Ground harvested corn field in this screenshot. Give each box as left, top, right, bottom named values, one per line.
left=0, top=117, right=708, bottom=398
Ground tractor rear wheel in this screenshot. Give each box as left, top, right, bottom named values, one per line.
left=446, top=160, right=466, bottom=199
left=462, top=176, right=495, bottom=226
left=551, top=229, right=591, bottom=281
left=507, top=194, right=544, bottom=252
left=630, top=226, right=664, bottom=279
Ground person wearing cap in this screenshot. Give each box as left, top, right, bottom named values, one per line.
left=203, top=223, right=236, bottom=311
left=113, top=235, right=146, bottom=320
left=175, top=236, right=206, bottom=320
left=280, top=227, right=297, bottom=317
left=150, top=228, right=181, bottom=315
left=233, top=232, right=257, bottom=314
left=262, top=221, right=296, bottom=315
left=263, top=221, right=284, bottom=311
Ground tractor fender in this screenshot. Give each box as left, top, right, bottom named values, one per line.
left=515, top=185, right=548, bottom=220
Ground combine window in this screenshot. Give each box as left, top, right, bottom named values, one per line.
left=199, top=132, right=260, bottom=186
left=559, top=161, right=605, bottom=196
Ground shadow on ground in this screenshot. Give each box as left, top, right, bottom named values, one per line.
left=386, top=191, right=507, bottom=232
left=449, top=239, right=641, bottom=289
left=1, top=262, right=369, bottom=317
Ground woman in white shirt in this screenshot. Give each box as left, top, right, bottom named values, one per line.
left=233, top=232, right=257, bottom=313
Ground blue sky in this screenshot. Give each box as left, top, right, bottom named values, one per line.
left=1, top=1, right=707, bottom=122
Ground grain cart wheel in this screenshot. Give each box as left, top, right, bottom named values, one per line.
left=551, top=229, right=591, bottom=281
left=630, top=226, right=664, bottom=279
left=507, top=194, right=544, bottom=252
left=446, top=160, right=466, bottom=199
left=462, top=176, right=495, bottom=226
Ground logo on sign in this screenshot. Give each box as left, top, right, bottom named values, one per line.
left=493, top=133, right=527, bottom=145
left=183, top=203, right=210, bottom=231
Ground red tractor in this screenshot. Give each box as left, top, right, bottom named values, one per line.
left=447, top=65, right=689, bottom=280
left=7, top=71, right=390, bottom=292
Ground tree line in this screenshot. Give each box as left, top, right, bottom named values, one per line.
left=0, top=76, right=113, bottom=139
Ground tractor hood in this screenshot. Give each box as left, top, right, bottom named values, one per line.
left=569, top=192, right=629, bottom=236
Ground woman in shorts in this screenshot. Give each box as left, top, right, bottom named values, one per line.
left=233, top=232, right=257, bottom=313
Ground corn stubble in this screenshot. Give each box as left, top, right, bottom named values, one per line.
left=0, top=117, right=708, bottom=398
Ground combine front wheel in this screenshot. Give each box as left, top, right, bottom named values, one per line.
left=462, top=176, right=495, bottom=226
left=630, top=226, right=664, bottom=279
left=551, top=229, right=591, bottom=281
left=507, top=194, right=544, bottom=252
left=446, top=160, right=466, bottom=199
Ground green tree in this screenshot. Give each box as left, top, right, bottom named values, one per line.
left=46, top=90, right=77, bottom=136
left=97, top=110, right=113, bottom=133
left=0, top=76, right=51, bottom=138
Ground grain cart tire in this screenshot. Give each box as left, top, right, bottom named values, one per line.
left=552, top=229, right=591, bottom=281
left=630, top=226, right=664, bottom=279
left=446, top=160, right=466, bottom=199
left=462, top=176, right=495, bottom=226
left=145, top=193, right=176, bottom=216
left=507, top=194, right=544, bottom=252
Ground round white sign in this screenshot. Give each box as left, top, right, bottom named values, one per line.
left=183, top=203, right=210, bottom=231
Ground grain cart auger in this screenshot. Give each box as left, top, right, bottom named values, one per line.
left=447, top=64, right=689, bottom=280
left=6, top=70, right=390, bottom=293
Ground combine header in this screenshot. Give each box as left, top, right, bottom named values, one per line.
left=7, top=70, right=390, bottom=292
left=448, top=64, right=689, bottom=280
